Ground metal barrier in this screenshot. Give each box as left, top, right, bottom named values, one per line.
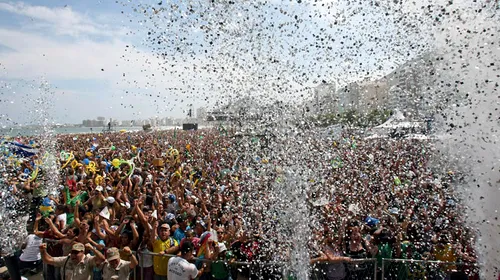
left=381, top=258, right=480, bottom=280
left=311, top=259, right=377, bottom=280
left=136, top=250, right=253, bottom=280
left=40, top=239, right=479, bottom=280
left=137, top=251, right=377, bottom=280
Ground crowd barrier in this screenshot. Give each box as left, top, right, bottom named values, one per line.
left=42, top=239, right=479, bottom=280
left=381, top=258, right=480, bottom=280
left=310, top=258, right=377, bottom=280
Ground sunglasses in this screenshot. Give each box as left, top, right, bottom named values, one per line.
left=71, top=251, right=82, bottom=255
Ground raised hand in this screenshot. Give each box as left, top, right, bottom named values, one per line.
left=84, top=243, right=94, bottom=251
left=39, top=243, right=47, bottom=252
left=123, top=246, right=132, bottom=256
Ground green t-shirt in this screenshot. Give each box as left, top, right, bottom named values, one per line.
left=211, top=260, right=230, bottom=279
left=397, top=241, right=425, bottom=280
left=377, top=243, right=393, bottom=266
left=66, top=212, right=75, bottom=227
left=64, top=188, right=88, bottom=207
left=64, top=188, right=88, bottom=226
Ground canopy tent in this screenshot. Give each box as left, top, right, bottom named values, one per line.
left=374, top=110, right=411, bottom=129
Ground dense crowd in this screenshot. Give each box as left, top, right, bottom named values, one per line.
left=0, top=128, right=479, bottom=280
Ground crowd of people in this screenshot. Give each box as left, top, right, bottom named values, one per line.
left=0, top=127, right=479, bottom=280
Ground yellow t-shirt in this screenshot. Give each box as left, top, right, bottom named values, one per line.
left=153, top=237, right=178, bottom=276
left=433, top=244, right=457, bottom=271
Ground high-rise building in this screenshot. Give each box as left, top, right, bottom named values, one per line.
left=196, top=107, right=207, bottom=121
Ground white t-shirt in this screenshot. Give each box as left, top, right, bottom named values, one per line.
left=138, top=246, right=153, bottom=268
left=56, top=213, right=67, bottom=229
left=167, top=257, right=198, bottom=280
left=19, top=234, right=43, bottom=262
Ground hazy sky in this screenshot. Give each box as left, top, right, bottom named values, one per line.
left=0, top=0, right=436, bottom=125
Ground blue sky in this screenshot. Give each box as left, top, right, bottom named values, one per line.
left=0, top=0, right=434, bottom=125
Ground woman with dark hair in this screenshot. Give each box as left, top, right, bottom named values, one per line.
left=345, top=226, right=372, bottom=279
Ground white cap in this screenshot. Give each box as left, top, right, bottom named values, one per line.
left=389, top=207, right=399, bottom=215
left=95, top=186, right=103, bottom=192
left=91, top=227, right=106, bottom=236
left=218, top=242, right=227, bottom=252
left=106, top=186, right=113, bottom=191
left=120, top=202, right=131, bottom=209
left=106, top=197, right=115, bottom=204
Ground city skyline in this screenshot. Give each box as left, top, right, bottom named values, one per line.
left=0, top=1, right=430, bottom=126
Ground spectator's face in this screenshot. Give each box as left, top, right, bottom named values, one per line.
left=195, top=224, right=204, bottom=236
left=159, top=227, right=170, bottom=240
left=109, top=258, right=120, bottom=269
left=121, top=234, right=130, bottom=245
left=70, top=250, right=84, bottom=263
left=350, top=230, right=361, bottom=241
left=80, top=221, right=89, bottom=232
left=216, top=228, right=224, bottom=239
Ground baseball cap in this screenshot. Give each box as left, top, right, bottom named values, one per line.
left=106, top=197, right=115, bottom=204
left=160, top=223, right=170, bottom=230
left=106, top=247, right=120, bottom=261
left=95, top=186, right=103, bottom=192
left=72, top=243, right=85, bottom=252
left=365, top=216, right=380, bottom=227
left=195, top=220, right=207, bottom=230
left=218, top=242, right=227, bottom=252
left=166, top=213, right=175, bottom=221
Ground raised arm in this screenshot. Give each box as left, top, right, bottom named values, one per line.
left=45, top=217, right=66, bottom=239
left=85, top=243, right=105, bottom=266
left=39, top=244, right=57, bottom=266
left=101, top=219, right=116, bottom=237
left=129, top=219, right=139, bottom=249
left=85, top=236, right=105, bottom=251
left=93, top=216, right=107, bottom=240
left=133, top=200, right=149, bottom=230
left=148, top=219, right=158, bottom=250
left=310, top=250, right=328, bottom=265
left=112, top=221, right=126, bottom=244
left=123, top=246, right=138, bottom=269
left=33, top=213, right=44, bottom=237
left=73, top=201, right=81, bottom=227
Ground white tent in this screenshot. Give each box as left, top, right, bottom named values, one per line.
left=373, top=110, right=424, bottom=131
left=374, top=110, right=407, bottom=129
left=404, top=134, right=429, bottom=140
left=365, top=133, right=389, bottom=140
